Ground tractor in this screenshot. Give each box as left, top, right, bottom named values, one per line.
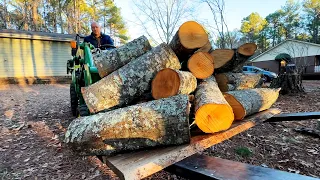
left=67, top=34, right=115, bottom=117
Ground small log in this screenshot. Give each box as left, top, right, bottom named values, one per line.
left=215, top=73, right=263, bottom=92
left=224, top=88, right=280, bottom=120
left=151, top=68, right=197, bottom=99
left=64, top=94, right=191, bottom=156
left=187, top=52, right=214, bottom=79
left=82, top=43, right=181, bottom=113
left=210, top=49, right=234, bottom=69
left=194, top=76, right=234, bottom=133
left=215, top=43, right=257, bottom=73
left=93, top=35, right=152, bottom=77
left=195, top=40, right=212, bottom=53
left=169, top=21, right=208, bottom=62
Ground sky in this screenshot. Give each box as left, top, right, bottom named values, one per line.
left=114, top=0, right=288, bottom=41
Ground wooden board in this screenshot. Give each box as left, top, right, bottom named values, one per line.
left=102, top=108, right=281, bottom=180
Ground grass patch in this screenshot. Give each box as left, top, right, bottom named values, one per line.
left=235, top=146, right=253, bottom=157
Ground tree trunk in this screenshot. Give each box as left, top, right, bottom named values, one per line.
left=215, top=43, right=257, bottom=73
left=58, top=0, right=64, bottom=33
left=224, top=88, right=280, bottom=120
left=93, top=36, right=151, bottom=77
left=194, top=76, right=234, bottom=133
left=169, top=21, right=208, bottom=62
left=187, top=52, right=214, bottom=79
left=270, top=73, right=304, bottom=95
left=210, top=49, right=235, bottom=69
left=151, top=68, right=197, bottom=99
left=215, top=73, right=263, bottom=92
left=82, top=43, right=181, bottom=113
left=64, top=94, right=191, bottom=156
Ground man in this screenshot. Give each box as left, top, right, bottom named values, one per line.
left=84, top=22, right=114, bottom=49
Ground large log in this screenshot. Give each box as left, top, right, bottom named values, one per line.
left=194, top=76, right=234, bottom=133
left=93, top=35, right=152, bottom=77
left=215, top=73, right=263, bottom=92
left=151, top=68, right=197, bottom=99
left=210, top=49, right=234, bottom=69
left=224, top=88, right=280, bottom=120
left=215, top=43, right=257, bottom=73
left=64, top=94, right=191, bottom=156
left=82, top=43, right=181, bottom=113
left=270, top=73, right=304, bottom=95
left=169, top=21, right=208, bottom=62
left=187, top=52, right=214, bottom=79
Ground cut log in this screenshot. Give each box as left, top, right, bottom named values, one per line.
left=187, top=52, right=214, bottom=79
left=194, top=76, right=234, bottom=133
left=210, top=49, right=235, bottom=69
left=215, top=73, right=263, bottom=92
left=93, top=35, right=152, bottom=77
left=224, top=88, right=280, bottom=120
left=151, top=68, right=197, bottom=99
left=215, top=43, right=257, bottom=73
left=270, top=73, right=304, bottom=95
left=195, top=40, right=212, bottom=53
left=64, top=94, right=191, bottom=156
left=82, top=43, right=181, bottom=113
left=169, top=21, right=208, bottom=62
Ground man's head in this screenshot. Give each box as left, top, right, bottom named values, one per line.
left=91, top=22, right=101, bottom=36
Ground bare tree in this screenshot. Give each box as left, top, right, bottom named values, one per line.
left=132, top=0, right=193, bottom=45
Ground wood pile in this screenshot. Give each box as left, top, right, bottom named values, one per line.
left=64, top=21, right=281, bottom=156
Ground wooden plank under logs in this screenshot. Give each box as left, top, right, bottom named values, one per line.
left=102, top=108, right=281, bottom=180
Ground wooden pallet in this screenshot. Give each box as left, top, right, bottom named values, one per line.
left=100, top=108, right=281, bottom=180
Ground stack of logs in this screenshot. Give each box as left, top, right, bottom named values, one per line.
left=64, top=21, right=281, bottom=156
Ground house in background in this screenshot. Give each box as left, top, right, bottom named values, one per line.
left=248, top=39, right=320, bottom=75
left=0, top=29, right=76, bottom=79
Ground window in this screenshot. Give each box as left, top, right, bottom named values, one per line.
left=315, top=55, right=320, bottom=66
left=243, top=66, right=248, bottom=71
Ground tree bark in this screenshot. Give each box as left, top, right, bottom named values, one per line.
left=215, top=73, right=263, bottom=92
left=82, top=43, right=181, bottom=113
left=64, top=94, right=191, bottom=156
left=224, top=88, right=280, bottom=120
left=169, top=21, right=208, bottom=62
left=270, top=73, right=305, bottom=95
left=93, top=35, right=151, bottom=77
left=194, top=76, right=234, bottom=133
left=187, top=52, right=214, bottom=79
left=151, top=68, right=197, bottom=99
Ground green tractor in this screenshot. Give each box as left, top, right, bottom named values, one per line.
left=67, top=34, right=115, bottom=117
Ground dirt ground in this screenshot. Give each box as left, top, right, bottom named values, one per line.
left=0, top=81, right=319, bottom=179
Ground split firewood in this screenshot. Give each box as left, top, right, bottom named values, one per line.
left=210, top=49, right=234, bottom=69
left=215, top=43, right=257, bottom=73
left=215, top=73, right=263, bottom=92
left=195, top=40, right=212, bottom=53
left=82, top=43, right=181, bottom=113
left=151, top=68, right=197, bottom=100
left=194, top=76, right=234, bottom=133
left=224, top=88, right=280, bottom=120
left=187, top=52, right=214, bottom=79
left=93, top=35, right=152, bottom=77
left=64, top=94, right=191, bottom=156
left=169, top=21, right=208, bottom=62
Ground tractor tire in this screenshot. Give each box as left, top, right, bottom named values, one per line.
left=78, top=104, right=90, bottom=117
left=70, top=83, right=78, bottom=116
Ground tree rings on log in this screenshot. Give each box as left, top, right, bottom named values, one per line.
left=195, top=40, right=212, bottom=53
left=64, top=94, right=191, bottom=156
left=152, top=68, right=197, bottom=99
left=194, top=76, right=234, bottom=133
left=215, top=73, right=263, bottom=92
left=238, top=43, right=257, bottom=56
left=224, top=88, right=280, bottom=120
left=93, top=35, right=151, bottom=77
left=169, top=21, right=208, bottom=62
left=210, top=49, right=235, bottom=69
left=81, top=43, right=181, bottom=113
left=187, top=52, right=214, bottom=79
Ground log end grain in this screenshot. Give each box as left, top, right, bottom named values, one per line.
left=178, top=21, right=208, bottom=49
left=210, top=49, right=235, bottom=69
left=223, top=93, right=245, bottom=120
left=188, top=52, right=214, bottom=79
left=237, top=43, right=257, bottom=56
left=152, top=68, right=180, bottom=99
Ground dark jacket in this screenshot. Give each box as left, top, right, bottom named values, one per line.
left=84, top=33, right=114, bottom=48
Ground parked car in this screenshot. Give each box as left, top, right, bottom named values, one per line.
left=243, top=66, right=278, bottom=82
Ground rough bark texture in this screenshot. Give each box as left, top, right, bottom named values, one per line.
left=82, top=43, right=181, bottom=113
left=215, top=73, right=263, bottom=92
left=64, top=94, right=191, bottom=156
left=194, top=76, right=234, bottom=133
left=169, top=31, right=196, bottom=62
left=270, top=73, right=305, bottom=95
left=93, top=35, right=152, bottom=77
left=225, top=88, right=280, bottom=120
left=215, top=49, right=250, bottom=73
left=175, top=70, right=197, bottom=95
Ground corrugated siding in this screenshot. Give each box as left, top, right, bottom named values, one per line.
left=0, top=37, right=72, bottom=78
